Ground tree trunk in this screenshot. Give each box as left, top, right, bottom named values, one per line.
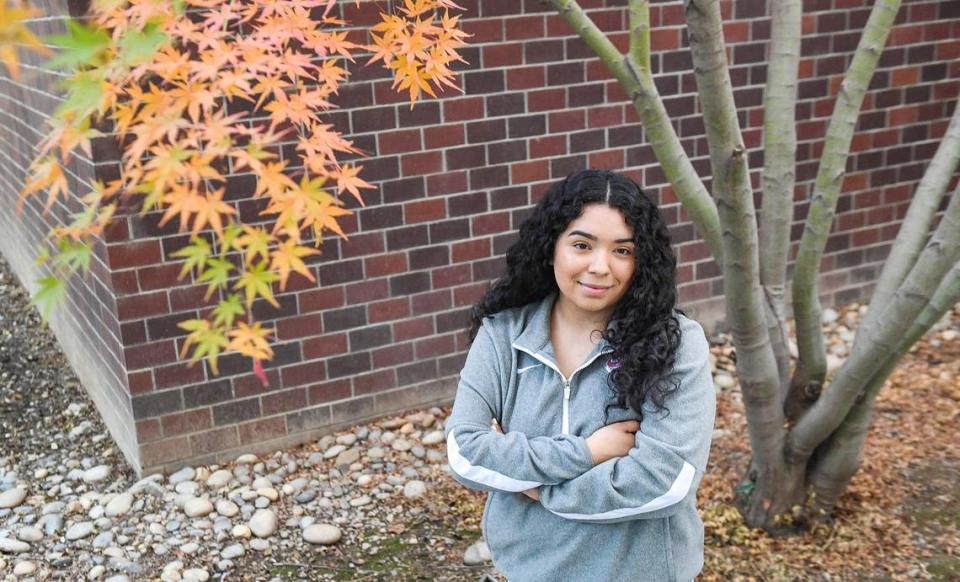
left=759, top=0, right=802, bottom=395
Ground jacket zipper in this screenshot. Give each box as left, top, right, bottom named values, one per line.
left=512, top=343, right=613, bottom=435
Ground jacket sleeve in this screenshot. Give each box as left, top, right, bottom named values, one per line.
left=445, top=322, right=595, bottom=493
left=538, top=318, right=716, bottom=523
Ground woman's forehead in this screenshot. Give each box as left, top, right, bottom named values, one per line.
left=564, top=204, right=634, bottom=240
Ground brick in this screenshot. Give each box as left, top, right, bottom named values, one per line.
left=318, top=259, right=364, bottom=286
left=141, top=437, right=191, bottom=467
left=429, top=218, right=471, bottom=243
left=401, top=151, right=443, bottom=177
left=462, top=19, right=503, bottom=43
left=359, top=206, right=404, bottom=231
left=154, top=361, right=206, bottom=390
left=262, top=388, right=308, bottom=416
left=488, top=141, right=527, bottom=165
left=443, top=97, right=485, bottom=122
left=107, top=240, right=162, bottom=269
left=467, top=119, right=507, bottom=143
left=368, top=297, right=411, bottom=323
left=452, top=238, right=491, bottom=263
left=470, top=166, right=510, bottom=190
left=415, top=334, right=456, bottom=360
left=340, top=232, right=385, bottom=259
left=137, top=419, right=162, bottom=442
left=347, top=279, right=389, bottom=304
left=182, top=379, right=233, bottom=408
left=350, top=324, right=393, bottom=351
left=132, top=389, right=183, bottom=419
left=372, top=343, right=415, bottom=368
left=397, top=360, right=438, bottom=386
left=454, top=282, right=489, bottom=307
left=528, top=88, right=566, bottom=112
left=161, top=408, right=212, bottom=437
left=432, top=264, right=472, bottom=288
left=398, top=101, right=440, bottom=127
left=323, top=305, right=367, bottom=332
left=128, top=370, right=154, bottom=394
left=483, top=43, right=523, bottom=67
left=328, top=352, right=372, bottom=378
left=472, top=212, right=511, bottom=235
left=124, top=340, right=176, bottom=370
left=301, top=379, right=350, bottom=408
left=409, top=246, right=450, bottom=270
left=121, top=322, right=147, bottom=347
left=331, top=396, right=377, bottom=424
left=352, top=106, right=396, bottom=134
left=386, top=224, right=430, bottom=250
left=404, top=199, right=446, bottom=223
left=190, top=426, right=240, bottom=456
left=446, top=145, right=487, bottom=170
left=302, top=333, right=349, bottom=359
left=389, top=272, right=431, bottom=296
left=507, top=66, right=546, bottom=90
left=299, top=286, right=344, bottom=312
left=530, top=135, right=567, bottom=158
left=394, top=316, right=435, bottom=341
left=354, top=369, right=398, bottom=395
left=138, top=263, right=184, bottom=292
left=280, top=360, right=326, bottom=388
left=424, top=125, right=465, bottom=149
left=464, top=70, right=505, bottom=94
left=378, top=129, right=422, bottom=155
left=117, top=291, right=170, bottom=321
left=238, top=417, right=287, bottom=445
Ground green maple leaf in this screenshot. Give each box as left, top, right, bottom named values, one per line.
left=171, top=236, right=212, bottom=279
left=234, top=260, right=280, bottom=308
left=177, top=318, right=229, bottom=374
left=212, top=294, right=245, bottom=329
left=117, top=22, right=168, bottom=67
left=56, top=69, right=106, bottom=121
left=196, top=257, right=234, bottom=300
left=48, top=20, right=111, bottom=69
left=56, top=238, right=92, bottom=274
left=31, top=276, right=65, bottom=321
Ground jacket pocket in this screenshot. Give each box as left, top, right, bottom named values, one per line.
left=664, top=517, right=677, bottom=582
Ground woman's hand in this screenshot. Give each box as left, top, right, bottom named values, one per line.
left=490, top=419, right=541, bottom=502
left=585, top=420, right=640, bottom=465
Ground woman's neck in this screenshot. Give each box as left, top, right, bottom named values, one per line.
left=551, top=295, right=611, bottom=343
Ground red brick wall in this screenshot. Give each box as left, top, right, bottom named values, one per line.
left=1, top=0, right=958, bottom=474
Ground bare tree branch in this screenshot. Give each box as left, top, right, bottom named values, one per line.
left=759, top=0, right=803, bottom=394
left=549, top=0, right=724, bottom=261
left=789, top=0, right=901, bottom=411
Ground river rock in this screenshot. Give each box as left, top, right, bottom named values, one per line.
left=403, top=480, right=426, bottom=499
left=105, top=493, right=133, bottom=517
left=463, top=540, right=491, bottom=565
left=0, top=487, right=27, bottom=509
left=184, top=498, right=213, bottom=517
left=249, top=509, right=277, bottom=538
left=206, top=470, right=232, bottom=490
left=303, top=524, right=341, bottom=545
left=421, top=430, right=444, bottom=445
left=0, top=538, right=30, bottom=554
left=66, top=521, right=95, bottom=540
left=82, top=465, right=111, bottom=483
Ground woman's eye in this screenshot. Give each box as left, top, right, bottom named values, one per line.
left=615, top=248, right=633, bottom=256
left=573, top=242, right=589, bottom=250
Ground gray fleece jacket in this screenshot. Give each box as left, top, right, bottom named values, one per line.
left=445, top=293, right=716, bottom=582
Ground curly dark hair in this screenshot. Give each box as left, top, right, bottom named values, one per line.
left=467, top=169, right=683, bottom=421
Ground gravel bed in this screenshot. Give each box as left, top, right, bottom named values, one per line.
left=0, top=256, right=500, bottom=581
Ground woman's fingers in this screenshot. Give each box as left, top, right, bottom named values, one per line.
left=490, top=418, right=503, bottom=433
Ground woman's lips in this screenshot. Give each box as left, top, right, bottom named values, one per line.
left=578, top=282, right=611, bottom=296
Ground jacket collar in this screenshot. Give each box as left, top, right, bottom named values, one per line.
left=512, top=292, right=614, bottom=362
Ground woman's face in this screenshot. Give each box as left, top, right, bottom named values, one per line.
left=552, top=203, right=636, bottom=320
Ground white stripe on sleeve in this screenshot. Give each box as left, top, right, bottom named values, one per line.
left=447, top=430, right=544, bottom=492
left=545, top=461, right=696, bottom=521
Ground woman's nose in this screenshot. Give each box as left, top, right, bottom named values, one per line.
left=588, top=252, right=610, bottom=274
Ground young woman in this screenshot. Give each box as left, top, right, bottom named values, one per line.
left=444, top=169, right=716, bottom=582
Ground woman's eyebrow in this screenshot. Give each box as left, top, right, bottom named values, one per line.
left=568, top=229, right=634, bottom=244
